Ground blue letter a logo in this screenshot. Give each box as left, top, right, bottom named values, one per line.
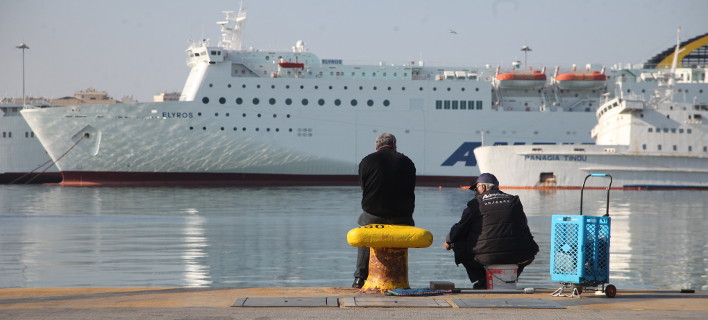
left=441, top=142, right=481, bottom=166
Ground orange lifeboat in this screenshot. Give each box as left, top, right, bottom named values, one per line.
left=495, top=71, right=547, bottom=89
left=278, top=61, right=305, bottom=69
left=555, top=71, right=607, bottom=89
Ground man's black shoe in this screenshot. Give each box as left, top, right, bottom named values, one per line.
left=472, top=281, right=487, bottom=290
left=352, top=278, right=365, bottom=288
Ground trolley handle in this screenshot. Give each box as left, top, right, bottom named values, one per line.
left=580, top=173, right=613, bottom=217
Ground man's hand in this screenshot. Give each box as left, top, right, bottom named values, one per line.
left=443, top=241, right=452, bottom=250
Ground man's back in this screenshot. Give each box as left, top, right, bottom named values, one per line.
left=359, top=146, right=416, bottom=218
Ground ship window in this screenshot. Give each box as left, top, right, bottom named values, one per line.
left=257, top=114, right=261, bottom=117
left=219, top=97, right=226, bottom=104
left=704, top=146, right=707, bottom=152
left=228, top=84, right=232, bottom=88
left=373, top=86, right=377, bottom=90
left=286, top=98, right=292, bottom=105
left=476, top=88, right=479, bottom=92
left=452, top=101, right=458, bottom=109
left=243, top=127, right=247, bottom=131
left=642, top=144, right=646, bottom=150
left=679, top=129, right=684, bottom=133
left=220, top=127, right=224, bottom=131
left=233, top=127, right=237, bottom=131
left=444, top=101, right=450, bottom=109
left=256, top=128, right=259, bottom=132
left=286, top=85, right=290, bottom=89
left=242, top=113, right=246, bottom=117
left=673, top=145, right=677, bottom=151
left=189, top=127, right=193, bottom=130
left=658, top=145, right=662, bottom=151
left=329, top=86, right=333, bottom=90
left=198, top=112, right=202, bottom=116
left=367, top=100, right=374, bottom=107
left=236, top=98, right=243, bottom=105
left=648, top=128, right=653, bottom=132
left=253, top=98, right=260, bottom=105
left=209, top=84, right=213, bottom=88
left=269, top=98, right=276, bottom=105
left=318, top=99, right=325, bottom=106
left=688, top=146, right=692, bottom=152
left=202, top=97, right=209, bottom=104
left=351, top=99, right=358, bottom=106
left=242, top=84, right=246, bottom=88
left=433, top=87, right=437, bottom=91
left=383, top=100, right=390, bottom=107
left=344, top=86, right=348, bottom=90
left=655, top=127, right=660, bottom=132
left=302, top=98, right=309, bottom=106
left=401, top=87, right=406, bottom=91
left=688, top=129, right=692, bottom=134
left=447, top=87, right=451, bottom=92
left=460, top=101, right=467, bottom=109
left=257, top=84, right=261, bottom=89
left=215, top=113, right=219, bottom=117
left=272, top=85, right=275, bottom=89
left=419, top=87, right=423, bottom=91
left=671, top=128, right=676, bottom=133
left=387, top=87, right=392, bottom=91
left=202, top=127, right=207, bottom=131
left=315, top=86, right=319, bottom=89
left=334, top=99, right=341, bottom=106
left=300, top=85, right=304, bottom=89
left=359, top=86, right=363, bottom=90
left=476, top=101, right=483, bottom=109
left=436, top=100, right=442, bottom=109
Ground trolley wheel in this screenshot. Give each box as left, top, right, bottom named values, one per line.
left=574, top=286, right=583, bottom=295
left=605, top=284, right=617, bottom=298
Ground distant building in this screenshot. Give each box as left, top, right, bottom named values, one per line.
left=153, top=92, right=181, bottom=102
left=50, top=88, right=119, bottom=107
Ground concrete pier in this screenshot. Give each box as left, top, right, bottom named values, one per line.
left=1, top=287, right=706, bottom=319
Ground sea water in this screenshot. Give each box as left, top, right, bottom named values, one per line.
left=0, top=185, right=705, bottom=290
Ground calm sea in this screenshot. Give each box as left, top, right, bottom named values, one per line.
left=0, top=185, right=705, bottom=290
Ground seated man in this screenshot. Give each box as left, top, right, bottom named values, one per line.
left=444, top=173, right=538, bottom=289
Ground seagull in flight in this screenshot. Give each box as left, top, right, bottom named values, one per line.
left=449, top=29, right=458, bottom=35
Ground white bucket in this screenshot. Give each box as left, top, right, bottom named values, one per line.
left=485, top=264, right=518, bottom=289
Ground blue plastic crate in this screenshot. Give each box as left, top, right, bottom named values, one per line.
left=550, top=214, right=611, bottom=284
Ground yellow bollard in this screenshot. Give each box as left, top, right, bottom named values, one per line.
left=347, top=224, right=433, bottom=293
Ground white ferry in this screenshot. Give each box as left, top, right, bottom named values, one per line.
left=0, top=100, right=60, bottom=184
left=19, top=8, right=708, bottom=186
left=475, top=32, right=708, bottom=190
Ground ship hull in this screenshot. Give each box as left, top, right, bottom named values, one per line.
left=22, top=100, right=598, bottom=187
left=1, top=106, right=60, bottom=184
left=474, top=145, right=708, bottom=189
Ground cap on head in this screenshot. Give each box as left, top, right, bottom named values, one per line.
left=468, top=173, right=499, bottom=190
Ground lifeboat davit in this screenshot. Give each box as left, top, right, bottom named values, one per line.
left=495, top=71, right=547, bottom=89
left=278, top=61, right=305, bottom=69
left=555, top=71, right=607, bottom=89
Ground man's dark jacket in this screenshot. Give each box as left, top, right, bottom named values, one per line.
left=358, top=146, right=416, bottom=225
left=448, top=189, right=538, bottom=265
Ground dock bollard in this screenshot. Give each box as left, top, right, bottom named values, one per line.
left=347, top=224, right=433, bottom=293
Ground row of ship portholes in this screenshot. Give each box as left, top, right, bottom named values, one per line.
left=194, top=112, right=290, bottom=118
left=187, top=126, right=313, bottom=136
left=202, top=96, right=391, bottom=107
left=209, top=83, right=482, bottom=92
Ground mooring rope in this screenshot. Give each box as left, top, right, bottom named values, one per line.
left=10, top=133, right=88, bottom=184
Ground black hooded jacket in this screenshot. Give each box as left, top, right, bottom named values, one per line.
left=448, top=189, right=538, bottom=266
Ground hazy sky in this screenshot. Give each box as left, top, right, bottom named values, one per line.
left=2, top=0, right=706, bottom=102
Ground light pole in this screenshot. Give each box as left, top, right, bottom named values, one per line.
left=520, top=45, right=531, bottom=70
left=16, top=43, right=30, bottom=107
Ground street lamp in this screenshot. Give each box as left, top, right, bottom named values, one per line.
left=16, top=43, right=30, bottom=107
left=520, top=45, right=531, bottom=69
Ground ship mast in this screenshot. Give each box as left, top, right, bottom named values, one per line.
left=217, top=1, right=247, bottom=50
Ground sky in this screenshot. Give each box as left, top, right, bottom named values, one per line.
left=1, top=0, right=706, bottom=102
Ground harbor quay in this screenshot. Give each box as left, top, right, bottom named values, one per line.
left=0, top=287, right=706, bottom=320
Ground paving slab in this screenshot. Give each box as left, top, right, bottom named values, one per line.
left=452, top=298, right=565, bottom=309
left=232, top=296, right=340, bottom=307
left=342, top=296, right=451, bottom=307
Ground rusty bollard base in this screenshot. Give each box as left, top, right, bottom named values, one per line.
left=361, top=247, right=409, bottom=293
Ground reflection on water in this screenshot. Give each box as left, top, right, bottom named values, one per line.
left=0, top=185, right=705, bottom=290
